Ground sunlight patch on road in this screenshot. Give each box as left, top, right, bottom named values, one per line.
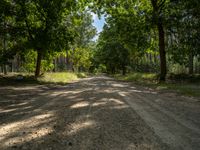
left=0, top=112, right=55, bottom=146
left=111, top=105, right=129, bottom=109
left=70, top=101, right=89, bottom=109
left=9, top=102, right=29, bottom=107
left=111, top=83, right=129, bottom=88
left=0, top=108, right=17, bottom=113
left=109, top=98, right=125, bottom=105
left=118, top=92, right=128, bottom=97
left=2, top=127, right=53, bottom=148
left=92, top=101, right=107, bottom=107
left=68, top=120, right=96, bottom=136
left=129, top=89, right=157, bottom=94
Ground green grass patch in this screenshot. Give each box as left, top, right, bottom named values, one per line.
left=114, top=72, right=200, bottom=97
left=76, top=72, right=88, bottom=78
left=114, top=72, right=157, bottom=83
left=0, top=72, right=86, bottom=85
left=38, top=72, right=78, bottom=84
left=155, top=83, right=200, bottom=97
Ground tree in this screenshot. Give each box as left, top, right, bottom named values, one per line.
left=90, top=0, right=169, bottom=80
left=14, top=0, right=77, bottom=77
left=150, top=0, right=168, bottom=81
left=95, top=22, right=130, bottom=75
left=0, top=0, right=14, bottom=74
left=69, top=11, right=97, bottom=72
left=166, top=0, right=200, bottom=74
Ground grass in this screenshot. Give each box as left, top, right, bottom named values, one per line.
left=0, top=72, right=88, bottom=85
left=114, top=72, right=157, bottom=83
left=114, top=72, right=200, bottom=97
left=38, top=72, right=78, bottom=84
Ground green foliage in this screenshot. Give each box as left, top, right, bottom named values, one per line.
left=115, top=72, right=200, bottom=97
left=115, top=72, right=157, bottom=83
left=94, top=19, right=130, bottom=74
left=20, top=50, right=37, bottom=72
left=69, top=11, right=97, bottom=72
left=20, top=50, right=54, bottom=73
left=69, top=47, right=93, bottom=71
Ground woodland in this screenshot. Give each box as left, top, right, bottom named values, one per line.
left=0, top=0, right=200, bottom=81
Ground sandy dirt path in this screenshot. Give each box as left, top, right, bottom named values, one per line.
left=0, top=76, right=200, bottom=150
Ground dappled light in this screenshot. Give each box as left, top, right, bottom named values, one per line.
left=109, top=98, right=125, bottom=105
left=68, top=120, right=96, bottom=136
left=0, top=0, right=200, bottom=149
left=70, top=101, right=90, bottom=109
left=0, top=112, right=55, bottom=149
left=0, top=76, right=200, bottom=149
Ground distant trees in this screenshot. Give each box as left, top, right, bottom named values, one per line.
left=0, top=0, right=96, bottom=76
left=68, top=11, right=96, bottom=72
left=95, top=21, right=130, bottom=75
left=91, top=0, right=200, bottom=80
left=0, top=0, right=199, bottom=79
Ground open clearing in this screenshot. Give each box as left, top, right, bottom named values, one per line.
left=0, top=76, right=200, bottom=150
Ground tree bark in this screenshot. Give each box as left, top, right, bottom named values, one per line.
left=35, top=51, right=42, bottom=77
left=151, top=0, right=167, bottom=81
left=188, top=51, right=194, bottom=74
left=122, top=65, right=126, bottom=75
left=3, top=65, right=7, bottom=75
left=53, top=59, right=56, bottom=72
left=158, top=22, right=167, bottom=81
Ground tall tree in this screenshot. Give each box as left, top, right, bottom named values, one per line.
left=14, top=0, right=77, bottom=77
left=150, top=0, right=168, bottom=81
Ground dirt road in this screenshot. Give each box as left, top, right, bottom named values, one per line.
left=0, top=76, right=200, bottom=150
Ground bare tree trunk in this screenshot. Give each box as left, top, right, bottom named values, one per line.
left=151, top=0, right=167, bottom=81
left=35, top=51, right=42, bottom=77
left=158, top=22, right=167, bottom=81
left=3, top=17, right=7, bottom=75
left=53, top=59, right=56, bottom=72
left=122, top=65, right=126, bottom=75
left=3, top=65, right=7, bottom=75
left=188, top=51, right=194, bottom=74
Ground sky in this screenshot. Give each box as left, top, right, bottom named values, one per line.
left=92, top=13, right=105, bottom=41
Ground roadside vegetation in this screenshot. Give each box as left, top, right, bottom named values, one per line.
left=0, top=0, right=199, bottom=97
left=115, top=73, right=200, bottom=97
left=0, top=72, right=87, bottom=85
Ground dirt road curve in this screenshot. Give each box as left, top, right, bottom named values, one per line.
left=0, top=76, right=200, bottom=150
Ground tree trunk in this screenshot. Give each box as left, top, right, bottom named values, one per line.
left=3, top=65, right=7, bottom=75
left=158, top=22, right=167, bottom=81
left=53, top=59, right=56, bottom=72
left=122, top=65, right=126, bottom=75
left=35, top=51, right=42, bottom=77
left=188, top=51, right=194, bottom=74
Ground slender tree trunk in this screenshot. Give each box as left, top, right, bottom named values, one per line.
left=122, top=65, right=126, bottom=75
left=35, top=51, right=42, bottom=77
left=157, top=22, right=167, bottom=81
left=1, top=66, right=3, bottom=73
left=3, top=18, right=7, bottom=75
left=3, top=65, right=7, bottom=75
left=188, top=51, right=194, bottom=74
left=53, top=59, right=56, bottom=72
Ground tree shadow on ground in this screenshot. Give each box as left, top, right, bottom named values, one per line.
left=0, top=77, right=168, bottom=150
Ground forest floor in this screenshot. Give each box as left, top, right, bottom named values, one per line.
left=0, top=76, right=200, bottom=150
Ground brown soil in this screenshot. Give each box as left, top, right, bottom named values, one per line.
left=0, top=76, right=200, bottom=150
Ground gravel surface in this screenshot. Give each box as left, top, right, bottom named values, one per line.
left=0, top=76, right=200, bottom=150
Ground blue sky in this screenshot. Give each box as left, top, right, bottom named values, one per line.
left=92, top=13, right=105, bottom=40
